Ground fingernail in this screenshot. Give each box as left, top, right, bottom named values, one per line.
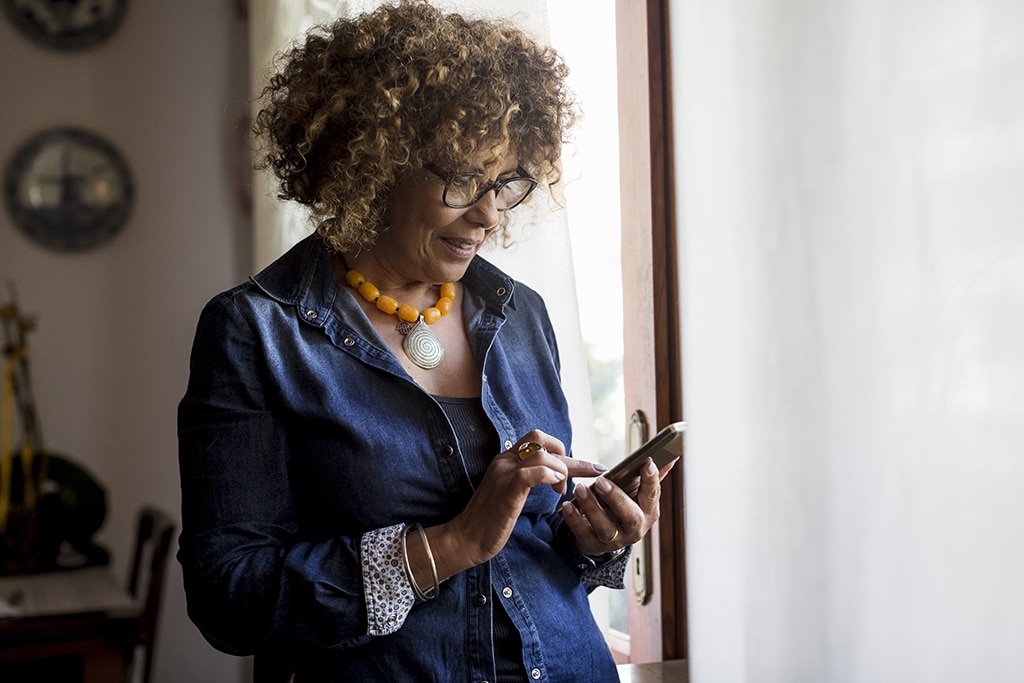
left=593, top=462, right=608, bottom=472
left=646, top=460, right=658, bottom=475
left=574, top=483, right=588, bottom=500
left=594, top=478, right=612, bottom=493
left=554, top=472, right=566, bottom=481
left=561, top=501, right=575, bottom=515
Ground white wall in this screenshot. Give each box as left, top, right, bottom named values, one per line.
left=675, top=1, right=1024, bottom=681
left=0, top=2, right=250, bottom=681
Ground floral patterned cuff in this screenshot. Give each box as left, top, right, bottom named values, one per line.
left=581, top=546, right=632, bottom=591
left=361, top=523, right=416, bottom=636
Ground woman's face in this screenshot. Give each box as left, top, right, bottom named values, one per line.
left=371, top=153, right=521, bottom=287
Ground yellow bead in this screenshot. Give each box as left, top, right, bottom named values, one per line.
left=422, top=307, right=442, bottom=324
left=346, top=270, right=365, bottom=288
left=436, top=297, right=453, bottom=315
left=358, top=281, right=380, bottom=302
left=440, top=283, right=456, bottom=301
left=376, top=295, right=399, bottom=315
left=398, top=304, right=420, bottom=323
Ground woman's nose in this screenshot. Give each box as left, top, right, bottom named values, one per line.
left=465, top=190, right=501, bottom=229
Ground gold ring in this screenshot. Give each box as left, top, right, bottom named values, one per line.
left=516, top=441, right=544, bottom=462
left=601, top=529, right=620, bottom=545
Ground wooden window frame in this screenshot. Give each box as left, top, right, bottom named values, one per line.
left=616, top=0, right=687, bottom=664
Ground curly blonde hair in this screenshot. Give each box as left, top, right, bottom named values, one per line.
left=253, top=0, right=577, bottom=253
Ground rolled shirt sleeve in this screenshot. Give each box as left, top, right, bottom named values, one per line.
left=581, top=547, right=631, bottom=591
left=361, top=523, right=416, bottom=636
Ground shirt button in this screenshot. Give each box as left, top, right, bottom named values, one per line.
left=496, top=287, right=507, bottom=296
left=531, top=669, right=542, bottom=680
left=474, top=593, right=488, bottom=606
left=502, top=586, right=513, bottom=599
left=504, top=440, right=513, bottom=451
left=441, top=445, right=454, bottom=457
left=343, top=337, right=355, bottom=346
left=305, top=309, right=318, bottom=319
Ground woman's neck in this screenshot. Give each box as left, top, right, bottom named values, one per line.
left=336, top=252, right=446, bottom=308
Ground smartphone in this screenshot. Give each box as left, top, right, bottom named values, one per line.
left=601, top=421, right=685, bottom=499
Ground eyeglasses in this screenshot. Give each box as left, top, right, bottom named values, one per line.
left=425, top=164, right=538, bottom=211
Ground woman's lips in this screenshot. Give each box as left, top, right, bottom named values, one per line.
left=440, top=236, right=479, bottom=259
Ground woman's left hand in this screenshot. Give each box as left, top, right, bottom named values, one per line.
left=558, top=457, right=677, bottom=557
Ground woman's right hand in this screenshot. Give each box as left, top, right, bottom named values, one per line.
left=423, top=430, right=607, bottom=581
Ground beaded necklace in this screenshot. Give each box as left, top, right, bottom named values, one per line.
left=344, top=268, right=455, bottom=370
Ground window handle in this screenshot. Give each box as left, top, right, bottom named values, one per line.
left=629, top=411, right=654, bottom=606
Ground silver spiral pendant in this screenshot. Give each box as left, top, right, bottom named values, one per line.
left=402, top=316, right=444, bottom=369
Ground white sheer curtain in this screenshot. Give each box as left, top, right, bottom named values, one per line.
left=675, top=1, right=1024, bottom=681
left=247, top=0, right=596, bottom=465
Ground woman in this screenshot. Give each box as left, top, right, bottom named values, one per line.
left=177, top=2, right=669, bottom=681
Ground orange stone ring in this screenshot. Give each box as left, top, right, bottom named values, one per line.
left=516, top=441, right=545, bottom=463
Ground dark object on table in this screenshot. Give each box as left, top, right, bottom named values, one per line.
left=1, top=452, right=109, bottom=575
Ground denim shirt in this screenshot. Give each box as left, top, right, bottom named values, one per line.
left=177, top=235, right=623, bottom=682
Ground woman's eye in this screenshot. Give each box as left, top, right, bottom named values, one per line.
left=450, top=176, right=479, bottom=200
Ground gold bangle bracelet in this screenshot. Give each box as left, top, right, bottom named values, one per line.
left=400, top=523, right=420, bottom=600
left=414, top=523, right=440, bottom=599
left=403, top=523, right=440, bottom=601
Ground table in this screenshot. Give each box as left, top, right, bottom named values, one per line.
left=0, top=567, right=142, bottom=682
left=617, top=659, right=689, bottom=683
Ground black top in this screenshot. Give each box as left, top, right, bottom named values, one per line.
left=433, top=395, right=526, bottom=683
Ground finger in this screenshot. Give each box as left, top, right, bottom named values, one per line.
left=511, top=447, right=571, bottom=493
left=515, top=441, right=546, bottom=463
left=513, top=431, right=566, bottom=457
left=563, top=457, right=609, bottom=479
left=589, top=477, right=647, bottom=538
left=510, top=438, right=573, bottom=494
left=560, top=487, right=625, bottom=555
left=658, top=456, right=680, bottom=481
left=570, top=482, right=621, bottom=536
left=559, top=497, right=605, bottom=549
left=590, top=476, right=632, bottom=511
left=538, top=434, right=566, bottom=456
left=635, top=458, right=663, bottom=519
left=515, top=462, right=568, bottom=495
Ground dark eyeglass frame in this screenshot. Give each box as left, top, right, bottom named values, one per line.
left=425, top=164, right=538, bottom=211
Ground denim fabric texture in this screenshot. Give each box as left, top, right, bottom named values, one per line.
left=177, top=235, right=621, bottom=682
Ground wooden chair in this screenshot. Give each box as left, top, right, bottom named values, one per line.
left=0, top=506, right=175, bottom=683
left=126, top=506, right=175, bottom=683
